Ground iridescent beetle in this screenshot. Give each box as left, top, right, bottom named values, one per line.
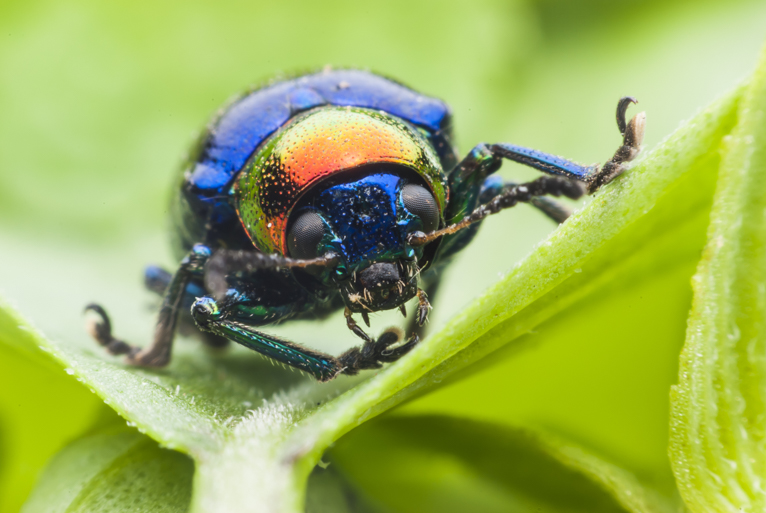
left=86, top=69, right=645, bottom=382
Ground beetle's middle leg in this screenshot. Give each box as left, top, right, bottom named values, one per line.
left=414, top=97, right=645, bottom=248
left=445, top=97, right=645, bottom=227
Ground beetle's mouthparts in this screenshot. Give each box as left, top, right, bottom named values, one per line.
left=358, top=262, right=400, bottom=291
left=345, top=261, right=418, bottom=312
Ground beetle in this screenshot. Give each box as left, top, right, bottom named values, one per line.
left=85, top=69, right=645, bottom=382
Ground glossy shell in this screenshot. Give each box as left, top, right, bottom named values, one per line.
left=170, top=69, right=457, bottom=259
left=235, top=107, right=447, bottom=254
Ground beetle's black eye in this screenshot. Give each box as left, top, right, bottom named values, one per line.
left=401, top=184, right=439, bottom=233
left=288, top=211, right=327, bottom=260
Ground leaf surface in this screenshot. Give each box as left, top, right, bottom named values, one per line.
left=21, top=426, right=193, bottom=513
left=670, top=43, right=766, bottom=512
left=0, top=82, right=744, bottom=512
left=331, top=415, right=676, bottom=513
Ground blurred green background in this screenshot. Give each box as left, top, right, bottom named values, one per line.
left=1, top=0, right=765, bottom=511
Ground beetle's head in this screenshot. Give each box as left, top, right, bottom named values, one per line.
left=286, top=169, right=441, bottom=312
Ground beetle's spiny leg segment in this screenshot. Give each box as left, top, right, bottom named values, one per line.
left=587, top=97, right=645, bottom=193
left=345, top=307, right=373, bottom=343
left=408, top=175, right=586, bottom=246
left=338, top=328, right=419, bottom=376
left=205, top=249, right=340, bottom=298
left=416, top=289, right=432, bottom=327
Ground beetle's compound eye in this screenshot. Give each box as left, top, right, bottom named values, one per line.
left=401, top=184, right=439, bottom=233
left=288, top=211, right=327, bottom=260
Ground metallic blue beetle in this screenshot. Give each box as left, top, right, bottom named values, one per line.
left=86, top=69, right=645, bottom=381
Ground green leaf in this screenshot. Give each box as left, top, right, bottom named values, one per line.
left=669, top=43, right=766, bottom=511
left=0, top=306, right=113, bottom=513
left=331, top=415, right=675, bottom=513
left=21, top=426, right=193, bottom=513
left=3, top=2, right=765, bottom=510
left=1, top=81, right=742, bottom=512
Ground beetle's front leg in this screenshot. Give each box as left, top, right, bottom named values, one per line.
left=192, top=297, right=419, bottom=382
left=85, top=243, right=211, bottom=367
left=192, top=297, right=343, bottom=381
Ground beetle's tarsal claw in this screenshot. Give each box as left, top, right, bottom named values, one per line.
left=616, top=96, right=638, bottom=135
left=587, top=99, right=645, bottom=194
left=361, top=311, right=370, bottom=327
left=399, top=304, right=407, bottom=318
left=345, top=307, right=373, bottom=343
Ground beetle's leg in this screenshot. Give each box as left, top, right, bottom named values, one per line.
left=337, top=329, right=419, bottom=378
left=588, top=97, right=646, bottom=193
left=191, top=296, right=419, bottom=382
left=84, top=304, right=135, bottom=356
left=143, top=264, right=229, bottom=348
left=405, top=281, right=440, bottom=338
left=192, top=296, right=341, bottom=381
left=488, top=98, right=645, bottom=193
left=85, top=244, right=212, bottom=367
left=344, top=307, right=373, bottom=343
left=415, top=289, right=431, bottom=326
left=446, top=97, right=645, bottom=223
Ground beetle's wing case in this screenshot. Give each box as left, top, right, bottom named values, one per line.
left=169, top=69, right=458, bottom=260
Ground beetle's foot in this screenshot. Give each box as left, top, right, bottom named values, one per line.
left=84, top=304, right=172, bottom=367
left=588, top=97, right=646, bottom=193
left=84, top=304, right=141, bottom=358
left=338, top=328, right=419, bottom=376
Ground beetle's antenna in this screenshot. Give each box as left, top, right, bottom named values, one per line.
left=407, top=175, right=585, bottom=247
left=205, top=250, right=340, bottom=298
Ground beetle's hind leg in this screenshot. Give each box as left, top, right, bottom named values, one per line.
left=84, top=303, right=137, bottom=357
left=85, top=244, right=211, bottom=367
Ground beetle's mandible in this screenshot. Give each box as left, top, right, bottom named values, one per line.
left=85, top=69, right=645, bottom=382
